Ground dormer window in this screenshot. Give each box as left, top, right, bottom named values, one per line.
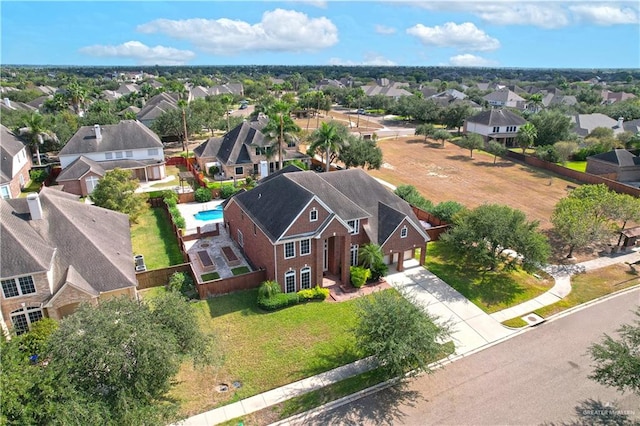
left=400, top=226, right=408, bottom=238
left=310, top=209, right=318, bottom=222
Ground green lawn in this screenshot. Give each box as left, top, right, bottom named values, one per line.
left=563, top=161, right=587, bottom=173
left=169, top=288, right=384, bottom=417
left=231, top=266, right=250, bottom=276
left=130, top=207, right=184, bottom=270
left=425, top=242, right=553, bottom=313
left=501, top=317, right=528, bottom=328
left=534, top=264, right=639, bottom=318
left=201, top=272, right=220, bottom=281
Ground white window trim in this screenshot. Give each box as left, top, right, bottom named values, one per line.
left=0, top=185, right=10, bottom=199
left=284, top=270, right=296, bottom=293
left=10, top=306, right=43, bottom=335
left=350, top=244, right=359, bottom=267
left=105, top=152, right=113, bottom=160
left=300, top=239, right=311, bottom=256
left=237, top=230, right=244, bottom=247
left=300, top=267, right=311, bottom=290
left=1, top=276, right=36, bottom=299
left=310, top=208, right=318, bottom=222
left=284, top=242, right=296, bottom=259
left=401, top=226, right=408, bottom=238
left=348, top=219, right=360, bottom=235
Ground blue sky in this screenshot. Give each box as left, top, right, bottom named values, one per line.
left=2, top=1, right=639, bottom=68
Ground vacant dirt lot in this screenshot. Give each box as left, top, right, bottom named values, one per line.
left=367, top=136, right=577, bottom=230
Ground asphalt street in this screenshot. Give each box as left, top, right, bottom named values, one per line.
left=301, top=289, right=640, bottom=426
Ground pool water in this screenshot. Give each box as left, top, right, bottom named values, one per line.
left=194, top=205, right=224, bottom=222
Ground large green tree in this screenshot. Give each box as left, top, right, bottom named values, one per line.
left=440, top=103, right=473, bottom=134
left=338, top=134, right=383, bottom=170
left=529, top=109, right=573, bottom=146
left=89, top=168, right=147, bottom=222
left=588, top=306, right=640, bottom=395
left=307, top=121, right=349, bottom=172
left=353, top=290, right=451, bottom=378
left=415, top=123, right=436, bottom=142
left=442, top=204, right=550, bottom=271
left=459, top=133, right=485, bottom=158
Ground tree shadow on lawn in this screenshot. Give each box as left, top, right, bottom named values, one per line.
left=302, top=381, right=425, bottom=426
left=293, top=345, right=364, bottom=378
left=476, top=273, right=526, bottom=307
left=206, top=289, right=262, bottom=319
left=404, top=138, right=426, bottom=144
left=446, top=155, right=473, bottom=162
left=473, top=161, right=515, bottom=168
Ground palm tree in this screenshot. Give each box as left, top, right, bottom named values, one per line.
left=358, top=243, right=384, bottom=269
left=65, top=80, right=87, bottom=115
left=307, top=121, right=349, bottom=173
left=261, top=101, right=300, bottom=170
left=20, top=112, right=56, bottom=166
left=516, top=122, right=538, bottom=154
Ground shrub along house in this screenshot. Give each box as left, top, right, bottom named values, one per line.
left=224, top=168, right=429, bottom=292
left=0, top=187, right=138, bottom=335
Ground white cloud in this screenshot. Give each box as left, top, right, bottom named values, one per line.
left=79, top=41, right=195, bottom=65
left=329, top=53, right=397, bottom=66
left=569, top=4, right=639, bottom=25
left=400, top=2, right=570, bottom=29
left=137, top=9, right=338, bottom=55
left=289, top=0, right=327, bottom=7
left=448, top=53, right=498, bottom=67
left=406, top=22, right=500, bottom=51
left=375, top=24, right=397, bottom=35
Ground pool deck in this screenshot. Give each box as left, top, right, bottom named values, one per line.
left=177, top=200, right=225, bottom=232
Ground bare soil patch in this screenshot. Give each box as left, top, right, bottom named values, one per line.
left=367, top=136, right=576, bottom=230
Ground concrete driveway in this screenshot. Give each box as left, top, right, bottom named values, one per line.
left=386, top=260, right=515, bottom=356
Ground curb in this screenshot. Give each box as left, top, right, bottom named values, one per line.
left=270, top=285, right=640, bottom=426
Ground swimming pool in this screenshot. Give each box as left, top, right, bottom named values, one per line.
left=194, top=205, right=224, bottom=222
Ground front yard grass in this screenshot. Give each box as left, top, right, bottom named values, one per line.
left=425, top=241, right=553, bottom=313
left=534, top=263, right=639, bottom=318
left=563, top=161, right=587, bottom=173
left=168, top=288, right=382, bottom=417
left=130, top=207, right=184, bottom=270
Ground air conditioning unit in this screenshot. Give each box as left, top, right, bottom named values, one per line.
left=134, top=255, right=146, bottom=272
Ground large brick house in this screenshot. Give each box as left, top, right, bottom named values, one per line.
left=194, top=115, right=310, bottom=180
left=224, top=168, right=429, bottom=292
left=0, top=125, right=32, bottom=199
left=57, top=120, right=165, bottom=196
left=0, top=187, right=137, bottom=335
left=586, top=149, right=640, bottom=183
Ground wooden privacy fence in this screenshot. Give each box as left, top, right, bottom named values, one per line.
left=506, top=151, right=640, bottom=197
left=136, top=263, right=194, bottom=289
left=411, top=206, right=451, bottom=241
left=196, top=269, right=266, bottom=298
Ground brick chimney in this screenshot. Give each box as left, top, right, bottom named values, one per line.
left=26, top=193, right=43, bottom=220
left=3, top=98, right=11, bottom=108
left=94, top=124, right=102, bottom=140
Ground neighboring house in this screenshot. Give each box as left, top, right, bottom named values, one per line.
left=224, top=168, right=430, bottom=291
left=483, top=89, right=526, bottom=109
left=586, top=149, right=640, bottom=183
left=1, top=97, right=36, bottom=113
left=361, top=81, right=412, bottom=99
left=571, top=113, right=625, bottom=137
left=316, top=78, right=345, bottom=91
left=600, top=90, right=636, bottom=104
left=0, top=125, right=32, bottom=199
left=623, top=118, right=640, bottom=134
left=0, top=187, right=137, bottom=335
left=57, top=120, right=165, bottom=196
left=540, top=90, right=577, bottom=109
left=193, top=115, right=310, bottom=179
left=464, top=109, right=527, bottom=146
left=116, top=83, right=140, bottom=96
left=208, top=83, right=244, bottom=97
left=136, top=92, right=180, bottom=128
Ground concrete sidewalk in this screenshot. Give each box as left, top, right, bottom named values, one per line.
left=491, top=247, right=640, bottom=323
left=386, top=260, right=515, bottom=356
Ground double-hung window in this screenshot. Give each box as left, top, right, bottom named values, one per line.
left=284, top=242, right=295, bottom=259
left=347, top=219, right=360, bottom=235
left=10, top=306, right=43, bottom=335
left=1, top=276, right=36, bottom=298
left=400, top=226, right=408, bottom=238
left=285, top=270, right=296, bottom=293
left=300, top=267, right=311, bottom=289
left=300, top=239, right=311, bottom=256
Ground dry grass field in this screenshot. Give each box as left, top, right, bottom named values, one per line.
left=367, top=136, right=577, bottom=230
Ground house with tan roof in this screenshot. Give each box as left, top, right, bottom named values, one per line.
left=0, top=187, right=137, bottom=335
left=483, top=89, right=526, bottom=109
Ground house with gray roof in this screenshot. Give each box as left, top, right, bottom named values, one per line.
left=0, top=187, right=137, bottom=335
left=58, top=120, right=165, bottom=196
left=193, top=115, right=310, bottom=180
left=571, top=113, right=625, bottom=137
left=483, top=89, right=526, bottom=109
left=224, top=168, right=429, bottom=291
left=464, top=109, right=527, bottom=146
left=0, top=125, right=32, bottom=199
left=586, top=149, right=640, bottom=184
left=361, top=81, right=412, bottom=99
left=136, top=92, right=180, bottom=128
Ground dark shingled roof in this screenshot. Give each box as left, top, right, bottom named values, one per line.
left=60, top=120, right=162, bottom=156
left=258, top=164, right=304, bottom=185
left=194, top=137, right=223, bottom=159
left=136, top=92, right=179, bottom=121
left=588, top=149, right=640, bottom=167
left=216, top=119, right=269, bottom=165
left=466, top=109, right=526, bottom=127
left=0, top=125, right=28, bottom=183
left=0, top=187, right=137, bottom=293
left=230, top=168, right=428, bottom=245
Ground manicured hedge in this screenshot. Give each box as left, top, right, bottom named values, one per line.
left=350, top=266, right=371, bottom=288
left=297, top=285, right=329, bottom=301
left=257, top=293, right=300, bottom=311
